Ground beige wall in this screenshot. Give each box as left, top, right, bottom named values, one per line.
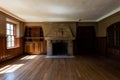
left=25, top=22, right=99, bottom=38
left=19, top=22, right=25, bottom=37
left=1, top=10, right=120, bottom=38
left=97, top=12, right=120, bottom=37
left=26, top=22, right=76, bottom=37
left=0, top=11, right=25, bottom=37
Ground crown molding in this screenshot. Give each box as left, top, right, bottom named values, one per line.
left=80, top=20, right=97, bottom=22
left=97, top=7, right=120, bottom=22
left=0, top=7, right=25, bottom=21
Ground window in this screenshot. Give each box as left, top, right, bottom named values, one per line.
left=107, top=22, right=120, bottom=48
left=6, top=22, right=16, bottom=48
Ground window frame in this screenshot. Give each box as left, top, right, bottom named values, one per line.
left=107, top=22, right=120, bottom=49
left=6, top=22, right=16, bottom=49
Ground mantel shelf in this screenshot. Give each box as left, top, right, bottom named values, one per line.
left=25, top=37, right=44, bottom=39
left=45, top=37, right=75, bottom=40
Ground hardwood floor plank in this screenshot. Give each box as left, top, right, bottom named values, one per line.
left=0, top=55, right=120, bottom=80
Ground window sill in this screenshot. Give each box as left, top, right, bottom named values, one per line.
left=7, top=46, right=20, bottom=49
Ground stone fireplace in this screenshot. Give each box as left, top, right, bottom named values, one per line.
left=44, top=23, right=76, bottom=57
left=45, top=37, right=75, bottom=57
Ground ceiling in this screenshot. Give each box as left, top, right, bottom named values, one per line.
left=0, top=0, right=120, bottom=22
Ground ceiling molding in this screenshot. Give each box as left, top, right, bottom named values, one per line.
left=0, top=7, right=25, bottom=21
left=25, top=20, right=78, bottom=23
left=96, top=7, right=120, bottom=22
left=6, top=18, right=19, bottom=24
left=80, top=20, right=97, bottom=22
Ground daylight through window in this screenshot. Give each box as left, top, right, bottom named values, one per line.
left=6, top=22, right=15, bottom=48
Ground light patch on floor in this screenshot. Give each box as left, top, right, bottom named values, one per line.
left=0, top=64, right=24, bottom=74
left=20, top=55, right=37, bottom=60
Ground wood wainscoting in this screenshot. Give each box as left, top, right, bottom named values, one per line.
left=96, top=37, right=120, bottom=59
left=0, top=36, right=6, bottom=62
left=96, top=37, right=107, bottom=56
left=0, top=36, right=23, bottom=63
left=107, top=48, right=120, bottom=59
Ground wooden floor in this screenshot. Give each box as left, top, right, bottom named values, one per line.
left=0, top=55, right=120, bottom=80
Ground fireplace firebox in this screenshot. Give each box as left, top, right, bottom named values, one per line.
left=52, top=41, right=68, bottom=55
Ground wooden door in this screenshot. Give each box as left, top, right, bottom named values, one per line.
left=76, top=26, right=96, bottom=55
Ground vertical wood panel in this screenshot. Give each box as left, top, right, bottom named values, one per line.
left=0, top=37, right=23, bottom=62
left=96, top=37, right=106, bottom=56
left=25, top=41, right=47, bottom=55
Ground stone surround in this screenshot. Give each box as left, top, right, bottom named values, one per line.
left=44, top=24, right=75, bottom=57
left=45, top=37, right=75, bottom=57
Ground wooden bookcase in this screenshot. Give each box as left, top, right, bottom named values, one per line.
left=24, top=26, right=46, bottom=55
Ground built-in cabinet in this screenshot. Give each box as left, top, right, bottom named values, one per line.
left=24, top=27, right=47, bottom=55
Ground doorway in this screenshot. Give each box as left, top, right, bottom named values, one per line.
left=76, top=26, right=96, bottom=55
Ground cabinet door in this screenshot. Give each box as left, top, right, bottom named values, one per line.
left=25, top=41, right=47, bottom=55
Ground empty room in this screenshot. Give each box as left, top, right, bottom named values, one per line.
left=0, top=0, right=120, bottom=80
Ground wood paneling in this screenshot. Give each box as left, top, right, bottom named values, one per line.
left=107, top=48, right=120, bottom=59
left=0, top=36, right=23, bottom=62
left=106, top=22, right=120, bottom=59
left=24, top=26, right=46, bottom=55
left=107, top=48, right=118, bottom=56
left=96, top=37, right=107, bottom=56
left=0, top=36, right=6, bottom=62
left=95, top=37, right=120, bottom=59
left=0, top=55, right=120, bottom=80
